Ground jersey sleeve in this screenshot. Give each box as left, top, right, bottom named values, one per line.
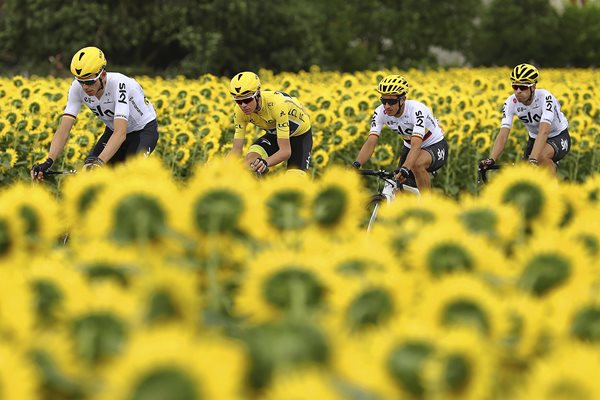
left=369, top=106, right=385, bottom=135
left=410, top=104, right=428, bottom=138
left=541, top=91, right=557, bottom=125
left=114, top=79, right=130, bottom=121
left=500, top=96, right=515, bottom=129
left=63, top=81, right=83, bottom=118
left=233, top=108, right=248, bottom=140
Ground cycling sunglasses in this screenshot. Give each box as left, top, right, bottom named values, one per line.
left=234, top=96, right=256, bottom=105
left=512, top=83, right=533, bottom=91
left=77, top=74, right=101, bottom=86
left=380, top=97, right=402, bottom=105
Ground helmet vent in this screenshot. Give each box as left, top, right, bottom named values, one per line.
left=78, top=52, right=85, bottom=61
left=75, top=68, right=82, bottom=74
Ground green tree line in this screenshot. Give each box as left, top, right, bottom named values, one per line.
left=1, top=0, right=599, bottom=77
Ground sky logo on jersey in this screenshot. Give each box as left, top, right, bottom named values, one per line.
left=118, top=83, right=127, bottom=104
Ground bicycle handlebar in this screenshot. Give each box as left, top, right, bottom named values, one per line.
left=359, top=169, right=396, bottom=179
left=477, top=164, right=501, bottom=184
left=45, top=169, right=77, bottom=175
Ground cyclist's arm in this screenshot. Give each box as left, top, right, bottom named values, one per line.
left=490, top=127, right=510, bottom=161
left=266, top=137, right=292, bottom=167
left=529, top=121, right=550, bottom=161
left=402, top=135, right=423, bottom=170
left=96, top=118, right=128, bottom=162
left=48, top=115, right=76, bottom=161
left=230, top=138, right=244, bottom=156
left=356, top=134, right=379, bottom=165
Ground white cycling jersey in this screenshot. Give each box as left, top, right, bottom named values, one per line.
left=370, top=100, right=444, bottom=148
left=63, top=72, right=156, bottom=133
left=501, top=89, right=568, bottom=138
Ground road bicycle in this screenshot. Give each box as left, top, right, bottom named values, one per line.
left=477, top=163, right=501, bottom=184
left=359, top=169, right=420, bottom=232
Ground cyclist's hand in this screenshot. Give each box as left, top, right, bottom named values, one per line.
left=528, top=158, right=539, bottom=166
left=394, top=166, right=411, bottom=183
left=250, top=158, right=269, bottom=175
left=31, top=157, right=54, bottom=181
left=478, top=158, right=495, bottom=171
left=83, top=156, right=105, bottom=171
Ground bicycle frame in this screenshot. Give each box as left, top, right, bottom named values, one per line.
left=360, top=170, right=420, bottom=232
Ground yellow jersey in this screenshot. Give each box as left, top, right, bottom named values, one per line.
left=233, top=91, right=311, bottom=140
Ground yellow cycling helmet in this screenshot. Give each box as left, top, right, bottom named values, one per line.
left=510, top=63, right=539, bottom=84
left=230, top=72, right=261, bottom=97
left=70, top=46, right=106, bottom=79
left=377, top=75, right=409, bottom=97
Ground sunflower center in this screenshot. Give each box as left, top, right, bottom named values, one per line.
left=313, top=187, right=347, bottom=227
left=84, top=262, right=131, bottom=286
left=443, top=354, right=471, bottom=393
left=78, top=185, right=103, bottom=215
left=32, top=279, right=63, bottom=325
left=387, top=341, right=434, bottom=396
left=263, top=268, right=323, bottom=313
left=71, top=313, right=127, bottom=365
left=502, top=182, right=544, bottom=221
left=130, top=368, right=199, bottom=400
left=570, top=306, right=600, bottom=342
left=19, top=205, right=39, bottom=238
left=442, top=300, right=490, bottom=335
left=145, top=289, right=182, bottom=324
left=518, top=253, right=570, bottom=296
left=194, top=190, right=244, bottom=234
left=267, top=191, right=306, bottom=230
left=0, top=219, right=13, bottom=256
left=427, top=243, right=474, bottom=277
left=345, top=287, right=394, bottom=331
left=111, top=195, right=167, bottom=244
left=459, top=209, right=496, bottom=237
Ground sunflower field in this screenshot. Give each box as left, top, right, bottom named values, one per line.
left=0, top=69, right=600, bottom=399
left=1, top=68, right=599, bottom=193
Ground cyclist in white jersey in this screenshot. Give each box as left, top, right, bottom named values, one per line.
left=352, top=75, right=448, bottom=192
left=480, top=63, right=570, bottom=174
left=31, top=46, right=159, bottom=180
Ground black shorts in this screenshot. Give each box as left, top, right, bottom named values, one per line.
left=251, top=129, right=313, bottom=170
left=523, top=128, right=570, bottom=162
left=89, top=119, right=159, bottom=165
left=398, top=138, right=448, bottom=173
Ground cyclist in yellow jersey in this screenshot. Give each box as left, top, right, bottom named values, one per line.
left=229, top=72, right=312, bottom=175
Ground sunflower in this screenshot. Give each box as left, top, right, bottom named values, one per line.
left=516, top=343, right=600, bottom=400
left=549, top=282, right=600, bottom=344
left=93, top=327, right=245, bottom=400
left=235, top=247, right=333, bottom=322
left=311, top=148, right=329, bottom=169
left=514, top=229, right=592, bottom=301
left=61, top=165, right=113, bottom=239
left=261, top=368, right=344, bottom=400
left=182, top=156, right=257, bottom=238
left=556, top=181, right=587, bottom=229
left=82, top=163, right=182, bottom=248
left=417, top=274, right=508, bottom=339
left=0, top=182, right=63, bottom=252
left=64, top=282, right=138, bottom=366
left=310, top=166, right=368, bottom=236
left=423, top=328, right=495, bottom=400
left=134, top=263, right=202, bottom=328
left=326, top=268, right=412, bottom=335
left=252, top=172, right=314, bottom=240
left=0, top=200, right=26, bottom=264
left=407, top=221, right=512, bottom=281
left=28, top=252, right=89, bottom=327
left=0, top=147, right=18, bottom=172
left=0, top=342, right=37, bottom=400
left=456, top=193, right=520, bottom=248
left=480, top=163, right=564, bottom=232
left=581, top=173, right=600, bottom=209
